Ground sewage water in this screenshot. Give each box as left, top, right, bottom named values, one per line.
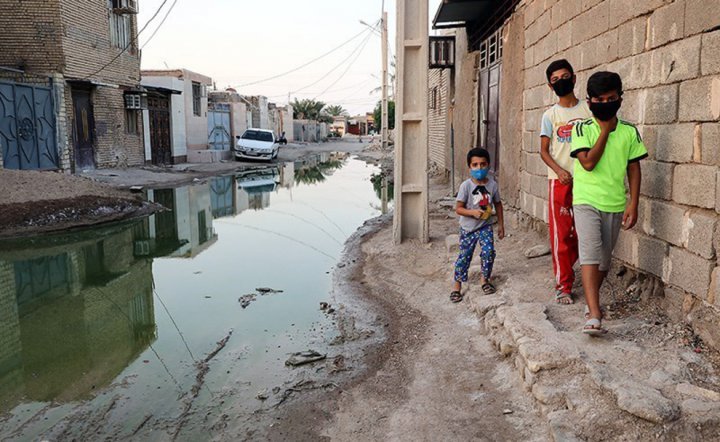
left=0, top=153, right=390, bottom=440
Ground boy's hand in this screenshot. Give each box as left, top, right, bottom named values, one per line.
left=622, top=204, right=638, bottom=230
left=557, top=169, right=572, bottom=185
left=598, top=118, right=618, bottom=134
left=472, top=209, right=484, bottom=219
left=497, top=225, right=505, bottom=239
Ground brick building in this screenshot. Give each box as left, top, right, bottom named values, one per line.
left=425, top=0, right=720, bottom=348
left=0, top=0, right=145, bottom=172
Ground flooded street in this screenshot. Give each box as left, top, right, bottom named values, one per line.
left=0, top=154, right=390, bottom=440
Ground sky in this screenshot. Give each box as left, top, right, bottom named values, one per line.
left=138, top=0, right=444, bottom=115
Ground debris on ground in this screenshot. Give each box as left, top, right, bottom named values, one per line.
left=239, top=294, right=257, bottom=309
left=523, top=244, right=551, bottom=258
left=320, top=302, right=330, bottom=310
left=285, top=351, right=327, bottom=367
left=256, top=389, right=270, bottom=401
left=256, top=287, right=284, bottom=295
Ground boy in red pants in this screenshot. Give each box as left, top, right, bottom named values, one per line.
left=539, top=59, right=592, bottom=304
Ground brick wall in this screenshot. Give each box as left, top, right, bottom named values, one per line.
left=429, top=68, right=450, bottom=171
left=0, top=0, right=64, bottom=73
left=517, top=0, right=720, bottom=344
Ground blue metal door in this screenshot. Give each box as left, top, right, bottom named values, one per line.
left=0, top=80, right=58, bottom=170
left=208, top=103, right=231, bottom=151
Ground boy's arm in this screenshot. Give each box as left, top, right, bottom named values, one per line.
left=624, top=162, right=641, bottom=230
left=540, top=136, right=572, bottom=184
left=495, top=201, right=505, bottom=239
left=575, top=119, right=616, bottom=171
left=456, top=201, right=482, bottom=219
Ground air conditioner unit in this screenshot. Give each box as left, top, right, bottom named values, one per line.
left=124, top=93, right=147, bottom=110
left=429, top=36, right=455, bottom=69
left=112, top=0, right=138, bottom=14
left=201, top=84, right=208, bottom=98
left=134, top=240, right=150, bottom=256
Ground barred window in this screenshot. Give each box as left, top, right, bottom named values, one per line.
left=126, top=109, right=139, bottom=135
left=192, top=82, right=202, bottom=116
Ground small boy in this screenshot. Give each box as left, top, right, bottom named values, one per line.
left=570, top=71, right=647, bottom=335
left=540, top=59, right=592, bottom=305
left=450, top=148, right=505, bottom=303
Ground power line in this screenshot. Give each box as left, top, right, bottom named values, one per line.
left=233, top=27, right=372, bottom=89
left=312, top=31, right=374, bottom=101
left=289, top=23, right=379, bottom=96
left=84, top=0, right=172, bottom=79
left=141, top=0, right=180, bottom=50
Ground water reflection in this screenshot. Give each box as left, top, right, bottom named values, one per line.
left=293, top=152, right=347, bottom=185
left=0, top=222, right=156, bottom=413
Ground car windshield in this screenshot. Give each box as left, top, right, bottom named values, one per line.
left=241, top=130, right=273, bottom=142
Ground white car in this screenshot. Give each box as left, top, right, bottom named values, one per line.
left=234, top=129, right=279, bottom=161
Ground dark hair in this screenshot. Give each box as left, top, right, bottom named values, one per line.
left=545, top=59, right=574, bottom=82
left=587, top=71, right=623, bottom=98
left=467, top=147, right=490, bottom=166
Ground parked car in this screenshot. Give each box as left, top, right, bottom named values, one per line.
left=234, top=129, right=279, bottom=161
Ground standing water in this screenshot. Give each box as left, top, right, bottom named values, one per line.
left=0, top=153, right=391, bottom=439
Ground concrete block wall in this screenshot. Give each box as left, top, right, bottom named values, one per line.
left=518, top=0, right=720, bottom=341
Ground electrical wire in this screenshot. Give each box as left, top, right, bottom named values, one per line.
left=141, top=0, right=180, bottom=50
left=233, top=27, right=372, bottom=89
left=312, top=31, right=374, bottom=101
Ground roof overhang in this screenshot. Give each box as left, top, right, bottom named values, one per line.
left=432, top=0, right=493, bottom=29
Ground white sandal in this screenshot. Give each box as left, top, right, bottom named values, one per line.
left=582, top=318, right=608, bottom=336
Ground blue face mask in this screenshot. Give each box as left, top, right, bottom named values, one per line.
left=470, top=168, right=489, bottom=181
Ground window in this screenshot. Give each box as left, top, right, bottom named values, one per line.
left=109, top=11, right=132, bottom=49
left=192, top=82, right=202, bottom=116
left=430, top=87, right=438, bottom=110
left=479, top=27, right=504, bottom=70
left=126, top=110, right=139, bottom=134
left=241, top=130, right=274, bottom=142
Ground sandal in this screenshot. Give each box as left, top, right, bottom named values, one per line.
left=584, top=305, right=605, bottom=320
left=450, top=291, right=463, bottom=303
left=582, top=318, right=608, bottom=336
left=482, top=283, right=496, bottom=295
left=555, top=290, right=574, bottom=305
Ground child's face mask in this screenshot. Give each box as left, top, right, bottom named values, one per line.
left=470, top=168, right=489, bottom=180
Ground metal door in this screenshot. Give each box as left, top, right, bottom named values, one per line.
left=0, top=80, right=58, bottom=170
left=208, top=103, right=231, bottom=150
left=72, top=88, right=96, bottom=170
left=148, top=95, right=172, bottom=165
left=478, top=62, right=501, bottom=171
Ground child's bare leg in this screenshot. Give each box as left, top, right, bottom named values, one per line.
left=453, top=280, right=462, bottom=292
left=582, top=264, right=603, bottom=319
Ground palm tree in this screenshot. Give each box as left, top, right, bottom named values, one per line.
left=370, top=56, right=397, bottom=99
left=292, top=98, right=326, bottom=120
left=323, top=105, right=348, bottom=117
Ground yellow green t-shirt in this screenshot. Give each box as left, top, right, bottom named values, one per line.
left=570, top=118, right=648, bottom=213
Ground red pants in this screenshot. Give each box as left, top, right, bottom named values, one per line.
left=548, top=179, right=578, bottom=294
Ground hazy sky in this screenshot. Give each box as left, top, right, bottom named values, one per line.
left=139, top=0, right=443, bottom=115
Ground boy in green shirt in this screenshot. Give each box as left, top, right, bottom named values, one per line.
left=570, top=71, right=647, bottom=335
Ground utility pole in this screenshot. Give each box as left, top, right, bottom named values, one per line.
left=381, top=10, right=389, bottom=151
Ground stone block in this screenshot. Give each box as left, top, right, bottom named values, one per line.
left=701, top=30, right=720, bottom=76
left=679, top=76, right=720, bottom=122
left=551, top=0, right=582, bottom=30
left=607, top=0, right=671, bottom=29
left=708, top=267, right=720, bottom=305
left=623, top=51, right=654, bottom=91
left=533, top=33, right=558, bottom=65
left=687, top=301, right=720, bottom=353
left=579, top=38, right=600, bottom=71
left=524, top=85, right=549, bottom=110
left=525, top=44, right=535, bottom=69
left=524, top=0, right=545, bottom=30
left=700, top=123, right=719, bottom=166
left=648, top=0, right=686, bottom=49
left=685, top=0, right=720, bottom=36
left=650, top=35, right=702, bottom=86
left=683, top=209, right=717, bottom=260
left=619, top=89, right=643, bottom=124
left=524, top=108, right=545, bottom=134
left=523, top=131, right=540, bottom=153
left=673, top=164, right=717, bottom=209
left=676, top=382, right=720, bottom=401
left=595, top=28, right=619, bottom=66
left=571, top=5, right=609, bottom=45
left=644, top=84, right=679, bottom=124
left=663, top=285, right=688, bottom=322
left=664, top=246, right=714, bottom=296
left=645, top=123, right=695, bottom=163
left=556, top=21, right=572, bottom=52
left=526, top=10, right=552, bottom=47
left=522, top=171, right=549, bottom=200
left=641, top=160, right=674, bottom=200
left=618, top=17, right=648, bottom=59
left=525, top=152, right=548, bottom=176
left=637, top=234, right=669, bottom=277
left=643, top=199, right=686, bottom=245
left=614, top=229, right=639, bottom=266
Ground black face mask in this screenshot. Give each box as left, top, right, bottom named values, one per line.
left=589, top=99, right=622, bottom=121
left=551, top=77, right=574, bottom=97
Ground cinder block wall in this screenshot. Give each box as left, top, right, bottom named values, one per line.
left=518, top=0, right=720, bottom=341
left=429, top=68, right=450, bottom=172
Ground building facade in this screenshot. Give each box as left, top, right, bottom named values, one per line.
left=0, top=0, right=146, bottom=171
left=427, top=0, right=720, bottom=348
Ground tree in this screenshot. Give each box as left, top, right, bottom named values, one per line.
left=323, top=104, right=348, bottom=117
left=373, top=99, right=395, bottom=130
left=292, top=98, right=326, bottom=120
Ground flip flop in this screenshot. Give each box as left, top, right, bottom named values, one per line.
left=582, top=318, right=608, bottom=336
left=482, top=283, right=496, bottom=295
left=555, top=290, right=574, bottom=304
left=450, top=291, right=463, bottom=303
